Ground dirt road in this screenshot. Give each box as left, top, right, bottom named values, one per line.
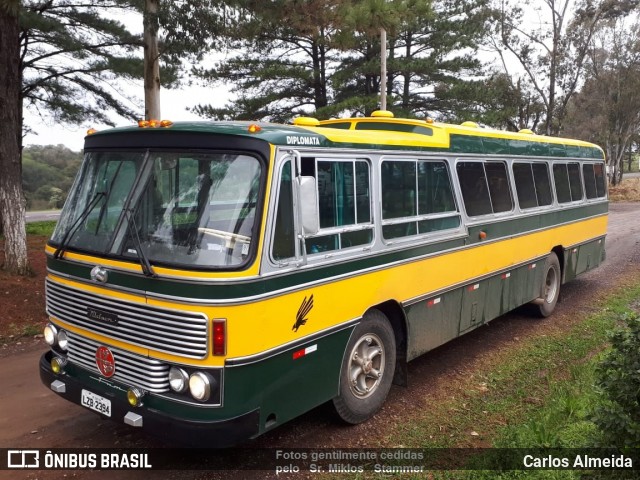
left=1, top=203, right=639, bottom=479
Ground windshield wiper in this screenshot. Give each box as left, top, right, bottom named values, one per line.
left=124, top=208, right=156, bottom=277
left=93, top=160, right=125, bottom=235
left=53, top=191, right=105, bottom=259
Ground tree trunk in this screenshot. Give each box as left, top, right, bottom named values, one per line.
left=0, top=1, right=29, bottom=275
left=144, top=0, right=161, bottom=120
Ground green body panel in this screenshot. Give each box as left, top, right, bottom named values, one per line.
left=405, top=289, right=463, bottom=358
left=562, top=237, right=606, bottom=283
left=224, top=327, right=353, bottom=434
left=405, top=258, right=547, bottom=361
left=448, top=135, right=603, bottom=159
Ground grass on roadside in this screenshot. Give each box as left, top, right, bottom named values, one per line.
left=26, top=220, right=57, bottom=237
left=0, top=220, right=56, bottom=240
left=608, top=178, right=640, bottom=202
left=346, top=280, right=640, bottom=479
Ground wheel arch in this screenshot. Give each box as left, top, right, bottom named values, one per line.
left=551, top=245, right=565, bottom=281
left=366, top=299, right=408, bottom=387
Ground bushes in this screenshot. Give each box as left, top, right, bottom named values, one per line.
left=592, top=312, right=640, bottom=447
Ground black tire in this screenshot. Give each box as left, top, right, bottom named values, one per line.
left=535, top=252, right=561, bottom=318
left=333, top=309, right=396, bottom=424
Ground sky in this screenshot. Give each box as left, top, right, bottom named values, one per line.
left=23, top=81, right=231, bottom=152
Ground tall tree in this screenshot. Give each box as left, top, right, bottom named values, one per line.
left=193, top=0, right=343, bottom=122
left=434, top=73, right=546, bottom=130
left=387, top=0, right=489, bottom=118
left=491, top=0, right=637, bottom=135
left=194, top=0, right=490, bottom=121
left=144, top=0, right=161, bottom=119
left=562, top=17, right=640, bottom=184
left=141, top=0, right=228, bottom=119
left=0, top=0, right=144, bottom=275
left=0, top=0, right=27, bottom=274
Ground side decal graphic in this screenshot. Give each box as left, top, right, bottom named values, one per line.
left=293, top=294, right=314, bottom=332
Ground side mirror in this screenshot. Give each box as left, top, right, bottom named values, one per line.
left=299, top=176, right=319, bottom=235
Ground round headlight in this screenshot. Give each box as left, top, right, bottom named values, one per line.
left=189, top=372, right=211, bottom=402
left=57, top=330, right=69, bottom=351
left=43, top=324, right=58, bottom=346
left=169, top=367, right=189, bottom=393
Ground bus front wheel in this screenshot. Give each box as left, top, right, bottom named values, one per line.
left=333, top=310, right=396, bottom=424
left=534, top=252, right=561, bottom=318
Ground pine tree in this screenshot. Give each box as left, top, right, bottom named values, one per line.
left=1, top=0, right=143, bottom=275
left=192, top=0, right=344, bottom=122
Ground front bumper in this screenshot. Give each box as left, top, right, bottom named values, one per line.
left=39, top=351, right=260, bottom=447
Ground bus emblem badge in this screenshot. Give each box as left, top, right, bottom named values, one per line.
left=90, top=266, right=108, bottom=283
left=95, top=346, right=116, bottom=378
left=292, top=294, right=314, bottom=332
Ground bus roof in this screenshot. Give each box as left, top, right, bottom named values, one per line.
left=86, top=114, right=604, bottom=160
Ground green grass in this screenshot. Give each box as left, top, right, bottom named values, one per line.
left=26, top=220, right=56, bottom=237
left=0, top=220, right=56, bottom=240
left=382, top=282, right=640, bottom=478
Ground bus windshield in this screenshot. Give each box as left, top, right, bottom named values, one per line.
left=51, top=150, right=263, bottom=269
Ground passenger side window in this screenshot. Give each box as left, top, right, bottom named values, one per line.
left=553, top=162, right=583, bottom=203
left=513, top=162, right=553, bottom=209
left=457, top=161, right=513, bottom=216
left=305, top=158, right=373, bottom=254
left=583, top=163, right=607, bottom=199
left=381, top=160, right=459, bottom=240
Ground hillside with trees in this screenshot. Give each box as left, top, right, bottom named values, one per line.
left=21, top=145, right=81, bottom=211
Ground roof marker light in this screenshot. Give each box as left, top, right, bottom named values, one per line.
left=248, top=124, right=262, bottom=133
left=371, top=110, right=394, bottom=118
left=86, top=128, right=98, bottom=135
left=293, top=117, right=320, bottom=127
left=138, top=119, right=173, bottom=128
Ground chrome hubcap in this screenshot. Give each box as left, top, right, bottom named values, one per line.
left=348, top=333, right=385, bottom=399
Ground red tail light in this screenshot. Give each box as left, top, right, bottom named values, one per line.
left=213, top=319, right=226, bottom=356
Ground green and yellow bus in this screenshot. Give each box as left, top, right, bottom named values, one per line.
left=40, top=112, right=607, bottom=446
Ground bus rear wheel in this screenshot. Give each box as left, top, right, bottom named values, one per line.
left=333, top=309, right=396, bottom=424
left=534, top=252, right=561, bottom=318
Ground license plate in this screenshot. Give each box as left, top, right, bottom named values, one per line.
left=81, top=389, right=111, bottom=417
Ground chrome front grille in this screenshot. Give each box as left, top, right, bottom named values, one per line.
left=46, top=278, right=209, bottom=359
left=66, top=331, right=170, bottom=393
